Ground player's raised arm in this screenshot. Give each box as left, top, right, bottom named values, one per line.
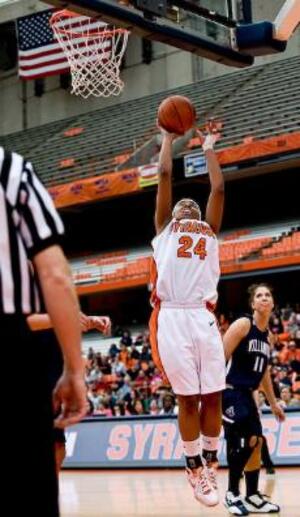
left=154, top=129, right=176, bottom=234
left=197, top=128, right=224, bottom=235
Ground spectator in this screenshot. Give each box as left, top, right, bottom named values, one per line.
left=87, top=346, right=96, bottom=361
left=279, top=386, right=293, bottom=407
left=134, top=333, right=144, bottom=347
left=130, top=343, right=141, bottom=360
left=277, top=368, right=292, bottom=388
left=108, top=342, right=120, bottom=357
left=94, top=401, right=113, bottom=416
left=131, top=399, right=148, bottom=415
left=100, top=356, right=112, bottom=375
left=87, top=383, right=102, bottom=411
left=149, top=399, right=160, bottom=415
left=95, top=352, right=104, bottom=368
left=127, top=362, right=141, bottom=381
left=160, top=393, right=177, bottom=415
left=290, top=388, right=300, bottom=408
left=140, top=344, right=152, bottom=362
left=119, top=343, right=129, bottom=366
left=269, top=310, right=283, bottom=335
left=116, top=375, right=132, bottom=402
left=257, top=391, right=269, bottom=410
left=120, top=330, right=132, bottom=347
left=111, top=356, right=127, bottom=376
left=135, top=369, right=148, bottom=387
left=86, top=363, right=102, bottom=384
left=279, top=340, right=300, bottom=364
left=150, top=368, right=163, bottom=393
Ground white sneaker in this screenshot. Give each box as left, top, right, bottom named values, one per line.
left=244, top=492, right=280, bottom=513
left=224, top=491, right=249, bottom=515
left=205, top=464, right=219, bottom=493
left=186, top=467, right=219, bottom=507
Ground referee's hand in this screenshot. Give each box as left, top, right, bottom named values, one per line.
left=53, top=371, right=88, bottom=429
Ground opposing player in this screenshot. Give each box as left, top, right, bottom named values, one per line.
left=223, top=284, right=285, bottom=515
left=149, top=123, right=226, bottom=506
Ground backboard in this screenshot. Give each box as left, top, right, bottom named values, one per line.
left=46, top=0, right=254, bottom=67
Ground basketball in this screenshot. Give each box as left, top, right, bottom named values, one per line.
left=157, top=95, right=196, bottom=135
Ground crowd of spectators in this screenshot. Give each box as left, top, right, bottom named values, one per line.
left=84, top=304, right=300, bottom=417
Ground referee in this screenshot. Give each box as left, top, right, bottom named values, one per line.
left=0, top=148, right=87, bottom=516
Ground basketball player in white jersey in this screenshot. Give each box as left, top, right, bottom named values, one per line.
left=149, top=124, right=225, bottom=507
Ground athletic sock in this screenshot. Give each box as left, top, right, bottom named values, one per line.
left=201, top=435, right=219, bottom=465
left=182, top=438, right=202, bottom=470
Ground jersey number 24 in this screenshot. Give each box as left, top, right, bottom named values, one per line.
left=177, top=236, right=207, bottom=260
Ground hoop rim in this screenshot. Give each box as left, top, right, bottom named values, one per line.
left=50, top=9, right=129, bottom=38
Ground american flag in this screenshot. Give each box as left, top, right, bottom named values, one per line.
left=17, top=9, right=110, bottom=80
left=17, top=9, right=70, bottom=79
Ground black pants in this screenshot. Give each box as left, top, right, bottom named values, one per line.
left=1, top=316, right=59, bottom=516
left=223, top=387, right=263, bottom=439
left=35, top=329, right=65, bottom=444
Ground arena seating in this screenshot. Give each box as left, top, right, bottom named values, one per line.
left=71, top=221, right=299, bottom=285
left=0, top=56, right=299, bottom=186
left=262, top=230, right=300, bottom=258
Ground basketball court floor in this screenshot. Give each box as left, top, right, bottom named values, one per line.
left=60, top=467, right=300, bottom=516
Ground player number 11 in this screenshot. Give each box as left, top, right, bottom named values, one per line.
left=253, top=357, right=264, bottom=373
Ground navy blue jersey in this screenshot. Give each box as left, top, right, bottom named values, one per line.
left=226, top=317, right=270, bottom=390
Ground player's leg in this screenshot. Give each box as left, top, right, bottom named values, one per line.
left=198, top=310, right=226, bottom=500
left=243, top=436, right=280, bottom=513
left=177, top=394, right=201, bottom=467
left=177, top=393, right=218, bottom=506
left=243, top=404, right=280, bottom=513
left=223, top=426, right=253, bottom=516
left=199, top=391, right=222, bottom=496
left=177, top=394, right=202, bottom=472
left=223, top=390, right=253, bottom=515
left=200, top=390, right=222, bottom=465
left=153, top=308, right=217, bottom=506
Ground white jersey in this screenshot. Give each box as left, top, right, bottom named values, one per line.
left=152, top=218, right=220, bottom=305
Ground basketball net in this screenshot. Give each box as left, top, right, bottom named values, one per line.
left=50, top=10, right=129, bottom=99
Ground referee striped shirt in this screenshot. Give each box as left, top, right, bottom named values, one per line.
left=0, top=147, right=64, bottom=314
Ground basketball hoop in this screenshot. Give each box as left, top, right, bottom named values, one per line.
left=50, top=10, right=129, bottom=98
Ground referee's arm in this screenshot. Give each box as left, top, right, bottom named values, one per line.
left=19, top=162, right=87, bottom=426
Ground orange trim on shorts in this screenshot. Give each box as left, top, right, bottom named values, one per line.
left=148, top=257, right=169, bottom=384
left=149, top=303, right=170, bottom=385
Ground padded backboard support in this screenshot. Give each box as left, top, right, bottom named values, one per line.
left=46, top=0, right=254, bottom=67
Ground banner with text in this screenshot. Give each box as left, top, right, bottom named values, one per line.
left=63, top=412, right=300, bottom=468
left=184, top=152, right=207, bottom=177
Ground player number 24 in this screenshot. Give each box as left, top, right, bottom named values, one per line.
left=177, top=236, right=207, bottom=260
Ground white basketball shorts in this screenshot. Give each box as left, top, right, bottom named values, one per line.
left=156, top=304, right=226, bottom=396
